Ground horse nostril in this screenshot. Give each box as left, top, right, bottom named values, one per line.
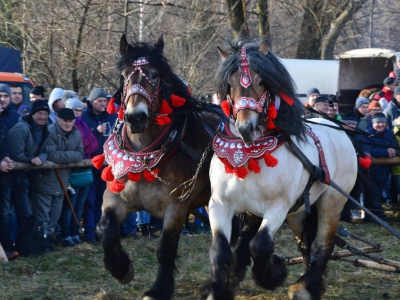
left=134, top=112, right=147, bottom=122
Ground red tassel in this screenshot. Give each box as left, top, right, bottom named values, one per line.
left=280, top=93, right=294, bottom=106
left=170, top=94, right=186, bottom=107
left=267, top=117, right=276, bottom=129
left=219, top=158, right=234, bottom=173
left=359, top=156, right=371, bottom=169
left=267, top=101, right=277, bottom=119
left=106, top=97, right=116, bottom=114
left=248, top=158, right=261, bottom=173
left=143, top=168, right=159, bottom=182
left=101, top=165, right=114, bottom=181
left=155, top=116, right=172, bottom=125
left=264, top=152, right=278, bottom=167
left=118, top=108, right=124, bottom=120
left=108, top=178, right=125, bottom=193
left=234, top=166, right=249, bottom=179
left=127, top=172, right=141, bottom=182
left=221, top=100, right=231, bottom=117
left=159, top=99, right=173, bottom=114
left=91, top=154, right=105, bottom=169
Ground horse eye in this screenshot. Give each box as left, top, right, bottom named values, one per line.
left=151, top=72, right=159, bottom=80
left=258, top=80, right=264, bottom=86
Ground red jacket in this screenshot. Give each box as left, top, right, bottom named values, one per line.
left=374, top=88, right=393, bottom=103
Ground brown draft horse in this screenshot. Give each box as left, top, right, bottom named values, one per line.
left=96, top=35, right=219, bottom=300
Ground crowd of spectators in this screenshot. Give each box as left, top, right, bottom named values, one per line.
left=305, top=72, right=400, bottom=223
left=0, top=84, right=210, bottom=261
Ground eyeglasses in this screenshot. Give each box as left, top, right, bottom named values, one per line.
left=73, top=109, right=84, bottom=113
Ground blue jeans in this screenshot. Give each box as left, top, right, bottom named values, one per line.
left=60, top=185, right=90, bottom=238
left=0, top=171, right=31, bottom=250
left=84, top=171, right=106, bottom=239
left=121, top=212, right=137, bottom=236
left=136, top=211, right=151, bottom=225
left=195, top=207, right=209, bottom=228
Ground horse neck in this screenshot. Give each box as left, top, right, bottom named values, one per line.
left=125, top=119, right=167, bottom=152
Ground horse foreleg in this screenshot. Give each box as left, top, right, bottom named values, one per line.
left=250, top=211, right=288, bottom=290
left=201, top=201, right=235, bottom=300
left=143, top=206, right=184, bottom=300
left=96, top=191, right=134, bottom=285
left=231, top=213, right=262, bottom=286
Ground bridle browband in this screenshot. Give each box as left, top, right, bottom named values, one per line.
left=122, top=57, right=161, bottom=111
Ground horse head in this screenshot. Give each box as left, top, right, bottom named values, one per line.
left=119, top=34, right=165, bottom=133
left=216, top=39, right=305, bottom=144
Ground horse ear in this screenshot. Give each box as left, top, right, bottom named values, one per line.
left=120, top=34, right=132, bottom=55
left=259, top=41, right=269, bottom=56
left=217, top=46, right=230, bottom=61
left=154, top=34, right=164, bottom=52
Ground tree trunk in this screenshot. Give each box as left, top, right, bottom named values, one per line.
left=321, top=0, right=366, bottom=60
left=256, top=0, right=270, bottom=48
left=226, top=0, right=249, bottom=38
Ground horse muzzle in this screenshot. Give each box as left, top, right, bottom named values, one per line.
left=236, top=120, right=256, bottom=144
left=124, top=111, right=149, bottom=133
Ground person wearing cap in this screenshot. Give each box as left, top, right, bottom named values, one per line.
left=59, top=98, right=98, bottom=247
left=30, top=86, right=46, bottom=102
left=306, top=95, right=330, bottom=118
left=48, top=87, right=65, bottom=123
left=327, top=94, right=342, bottom=121
left=373, top=77, right=396, bottom=110
left=383, top=86, right=400, bottom=131
left=305, top=87, right=320, bottom=108
left=30, top=108, right=84, bottom=246
left=3, top=100, right=51, bottom=253
left=364, top=113, right=398, bottom=222
left=82, top=87, right=117, bottom=244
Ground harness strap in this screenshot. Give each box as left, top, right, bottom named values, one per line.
left=306, top=129, right=331, bottom=185
left=179, top=142, right=202, bottom=162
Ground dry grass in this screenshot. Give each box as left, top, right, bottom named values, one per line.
left=1, top=220, right=400, bottom=300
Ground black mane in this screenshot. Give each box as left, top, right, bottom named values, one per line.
left=216, top=37, right=305, bottom=141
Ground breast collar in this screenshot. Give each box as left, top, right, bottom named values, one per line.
left=104, top=117, right=187, bottom=179
left=213, top=121, right=285, bottom=168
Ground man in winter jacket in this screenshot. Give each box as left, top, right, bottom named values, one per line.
left=48, top=88, right=65, bottom=123
left=4, top=100, right=50, bottom=253
left=81, top=87, right=117, bottom=243
left=383, top=86, right=400, bottom=130
left=373, top=77, right=396, bottom=110
left=364, top=113, right=398, bottom=222
left=0, top=84, right=20, bottom=130
left=31, top=108, right=83, bottom=242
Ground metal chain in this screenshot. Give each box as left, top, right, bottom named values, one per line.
left=143, top=131, right=216, bottom=201
left=344, top=229, right=381, bottom=249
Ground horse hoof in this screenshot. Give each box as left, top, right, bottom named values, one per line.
left=118, top=264, right=134, bottom=285
left=288, top=282, right=312, bottom=300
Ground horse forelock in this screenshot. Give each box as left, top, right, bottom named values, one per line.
left=216, top=37, right=305, bottom=141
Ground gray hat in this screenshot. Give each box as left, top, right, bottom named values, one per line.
left=88, top=88, right=107, bottom=102
left=62, top=90, right=78, bottom=103
left=65, top=98, right=84, bottom=110
left=372, top=112, right=387, bottom=124
left=0, top=83, right=11, bottom=98
left=355, top=97, right=369, bottom=109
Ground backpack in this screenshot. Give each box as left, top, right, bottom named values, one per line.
left=15, top=215, right=48, bottom=256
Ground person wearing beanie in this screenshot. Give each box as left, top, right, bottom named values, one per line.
left=373, top=77, right=396, bottom=110
left=383, top=85, right=400, bottom=130
left=306, top=87, right=320, bottom=107
left=328, top=94, right=342, bottom=121
left=364, top=112, right=398, bottom=222
left=30, top=86, right=46, bottom=102
left=60, top=99, right=98, bottom=247
left=81, top=87, right=117, bottom=244
left=344, top=96, right=370, bottom=129
left=5, top=98, right=51, bottom=252
left=28, top=107, right=83, bottom=246
left=48, top=87, right=65, bottom=124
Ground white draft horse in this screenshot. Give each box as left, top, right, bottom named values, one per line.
left=95, top=35, right=219, bottom=300
left=201, top=39, right=359, bottom=300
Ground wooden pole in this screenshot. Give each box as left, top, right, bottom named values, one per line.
left=55, top=170, right=79, bottom=226
left=353, top=259, right=400, bottom=273
left=285, top=246, right=381, bottom=265
left=11, top=159, right=99, bottom=170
